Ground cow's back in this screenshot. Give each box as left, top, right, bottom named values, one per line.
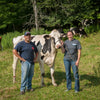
left=13, top=35, right=24, bottom=47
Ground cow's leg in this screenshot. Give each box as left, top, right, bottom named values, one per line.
left=50, top=66, right=57, bottom=86
left=79, top=34, right=82, bottom=37
left=12, top=55, right=18, bottom=83
left=39, top=60, right=45, bottom=87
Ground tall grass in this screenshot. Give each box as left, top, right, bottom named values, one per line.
left=93, top=62, right=100, bottom=77
left=1, top=31, right=23, bottom=49
left=1, top=25, right=100, bottom=50
left=1, top=28, right=50, bottom=50
left=30, top=28, right=50, bottom=35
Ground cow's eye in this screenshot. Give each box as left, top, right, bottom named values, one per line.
left=60, top=37, right=62, bottom=39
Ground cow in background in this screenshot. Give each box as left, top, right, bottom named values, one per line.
left=0, top=36, right=3, bottom=51
left=81, top=19, right=93, bottom=28
left=70, top=27, right=88, bottom=37
left=12, top=29, right=65, bottom=86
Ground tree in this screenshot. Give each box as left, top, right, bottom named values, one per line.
left=0, top=0, right=100, bottom=33
left=31, top=0, right=39, bottom=31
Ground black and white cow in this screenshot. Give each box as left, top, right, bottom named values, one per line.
left=70, top=27, right=88, bottom=37
left=12, top=29, right=65, bottom=86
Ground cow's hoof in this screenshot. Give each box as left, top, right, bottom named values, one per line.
left=41, top=83, right=45, bottom=87
left=53, top=83, right=57, bottom=86
left=13, top=79, right=16, bottom=83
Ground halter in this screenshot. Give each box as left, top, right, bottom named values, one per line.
left=55, top=38, right=61, bottom=44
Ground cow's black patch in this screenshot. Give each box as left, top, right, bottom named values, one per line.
left=31, top=36, right=35, bottom=40
left=37, top=41, right=40, bottom=46
left=70, top=27, right=87, bottom=37
left=80, top=29, right=88, bottom=37
left=42, top=37, right=51, bottom=54
left=44, top=35, right=50, bottom=39
left=41, top=55, right=44, bottom=60
left=33, top=41, right=35, bottom=44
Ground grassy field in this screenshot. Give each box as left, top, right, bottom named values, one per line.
left=0, top=32, right=100, bottom=100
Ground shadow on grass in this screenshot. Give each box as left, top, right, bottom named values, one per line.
left=45, top=71, right=100, bottom=88
left=80, top=74, right=100, bottom=87
left=45, top=71, right=75, bottom=86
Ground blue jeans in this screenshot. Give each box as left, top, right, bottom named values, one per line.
left=20, top=61, right=34, bottom=91
left=64, top=58, right=80, bottom=91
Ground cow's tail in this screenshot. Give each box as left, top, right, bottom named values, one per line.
left=13, top=38, right=16, bottom=44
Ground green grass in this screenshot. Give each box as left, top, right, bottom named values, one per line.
left=0, top=32, right=100, bottom=100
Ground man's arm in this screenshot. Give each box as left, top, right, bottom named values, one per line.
left=13, top=49, right=26, bottom=62
left=75, top=49, right=81, bottom=67
left=34, top=52, right=38, bottom=62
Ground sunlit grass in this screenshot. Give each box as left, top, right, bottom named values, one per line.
left=0, top=32, right=100, bottom=100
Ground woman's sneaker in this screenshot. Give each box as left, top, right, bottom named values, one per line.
left=65, top=89, right=71, bottom=92
left=75, top=90, right=79, bottom=93
left=26, top=88, right=34, bottom=92
left=20, top=91, right=25, bottom=95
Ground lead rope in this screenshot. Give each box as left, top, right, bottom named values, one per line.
left=65, top=45, right=80, bottom=80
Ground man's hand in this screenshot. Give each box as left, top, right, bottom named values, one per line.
left=34, top=52, right=38, bottom=63
left=21, top=58, right=26, bottom=62
left=13, top=49, right=26, bottom=62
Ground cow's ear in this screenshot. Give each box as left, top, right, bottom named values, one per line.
left=61, top=33, right=67, bottom=38
left=31, top=36, right=35, bottom=40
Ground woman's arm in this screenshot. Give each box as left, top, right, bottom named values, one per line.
left=75, top=49, right=81, bottom=67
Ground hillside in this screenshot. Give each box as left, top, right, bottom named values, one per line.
left=0, top=32, right=100, bottom=100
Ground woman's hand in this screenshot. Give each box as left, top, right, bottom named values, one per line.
left=61, top=40, right=64, bottom=46
left=75, top=60, right=79, bottom=67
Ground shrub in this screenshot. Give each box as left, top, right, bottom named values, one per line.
left=1, top=31, right=23, bottom=49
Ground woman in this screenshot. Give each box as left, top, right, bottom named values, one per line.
left=61, top=31, right=82, bottom=93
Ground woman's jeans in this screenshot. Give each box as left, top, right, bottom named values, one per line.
left=20, top=61, right=34, bottom=91
left=64, top=58, right=80, bottom=91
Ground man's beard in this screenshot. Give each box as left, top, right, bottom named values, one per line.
left=26, top=39, right=31, bottom=42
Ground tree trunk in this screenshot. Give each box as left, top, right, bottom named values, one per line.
left=31, top=0, right=39, bottom=31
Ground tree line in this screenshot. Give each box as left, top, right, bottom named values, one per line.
left=0, top=0, right=100, bottom=34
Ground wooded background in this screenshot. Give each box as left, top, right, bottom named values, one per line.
left=0, top=0, right=100, bottom=34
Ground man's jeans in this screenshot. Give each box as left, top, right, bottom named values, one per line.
left=20, top=61, right=34, bottom=91
left=64, top=58, right=80, bottom=91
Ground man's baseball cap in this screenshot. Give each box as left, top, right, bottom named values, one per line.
left=24, top=32, right=31, bottom=36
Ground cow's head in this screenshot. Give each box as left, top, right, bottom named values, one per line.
left=50, top=29, right=65, bottom=49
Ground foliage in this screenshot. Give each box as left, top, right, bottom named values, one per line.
left=0, top=0, right=32, bottom=33
left=1, top=28, right=50, bottom=49
left=0, top=0, right=100, bottom=33
left=84, top=24, right=100, bottom=34
left=1, top=31, right=23, bottom=49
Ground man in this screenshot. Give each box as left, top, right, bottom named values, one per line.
left=13, top=32, right=38, bottom=95
left=61, top=31, right=81, bottom=93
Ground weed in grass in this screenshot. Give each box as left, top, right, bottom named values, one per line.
left=92, top=62, right=100, bottom=77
